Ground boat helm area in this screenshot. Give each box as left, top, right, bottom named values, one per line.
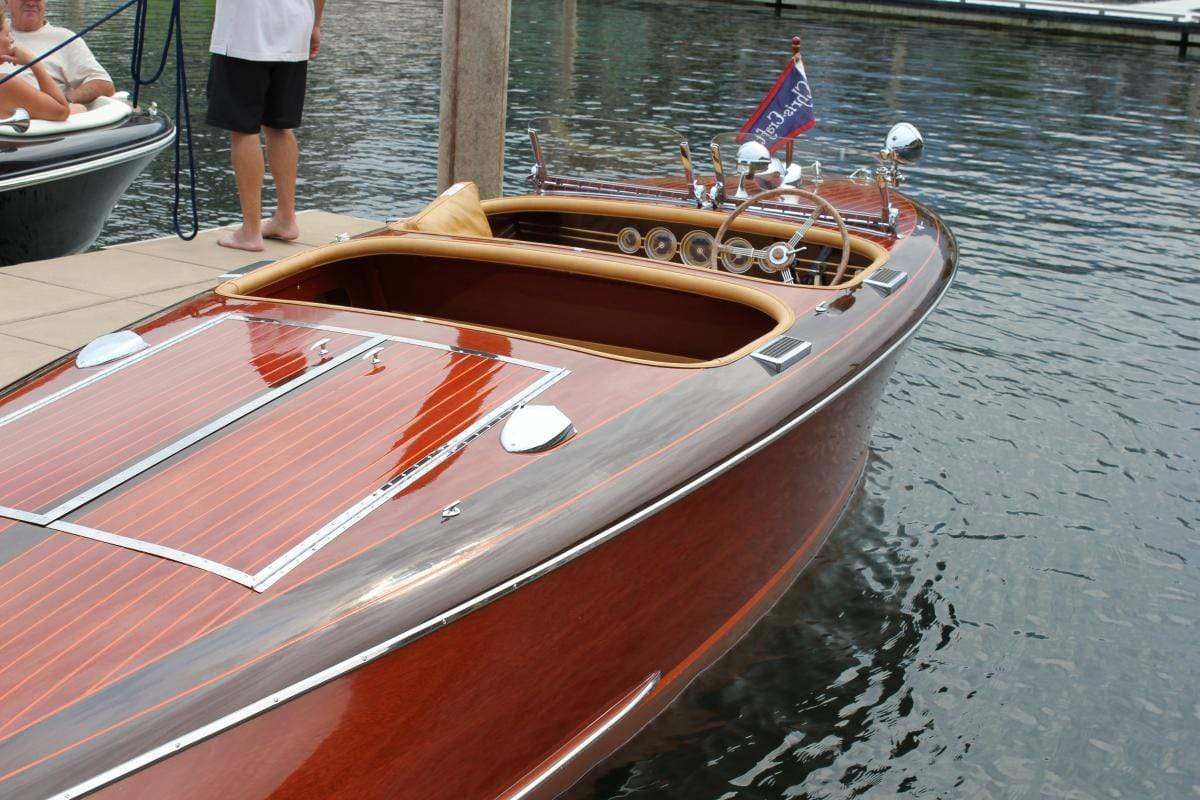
left=515, top=117, right=923, bottom=287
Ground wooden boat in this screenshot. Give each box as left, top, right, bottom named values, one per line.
left=0, top=94, right=174, bottom=266
left=0, top=118, right=955, bottom=799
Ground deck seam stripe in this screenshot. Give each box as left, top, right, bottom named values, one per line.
left=79, top=343, right=446, bottom=530
left=38, top=333, right=386, bottom=520
left=140, top=351, right=497, bottom=562
left=252, top=365, right=568, bottom=591
left=224, top=359, right=518, bottom=571
left=7, top=326, right=338, bottom=510
left=0, top=319, right=250, bottom=449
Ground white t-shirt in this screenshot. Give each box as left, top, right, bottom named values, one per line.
left=210, top=0, right=315, bottom=63
left=11, top=24, right=112, bottom=94
left=0, top=62, right=39, bottom=90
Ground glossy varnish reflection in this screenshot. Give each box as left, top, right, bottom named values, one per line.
left=0, top=181, right=955, bottom=799
left=0, top=320, right=360, bottom=515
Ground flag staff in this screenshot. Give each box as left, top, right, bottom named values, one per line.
left=784, top=36, right=801, bottom=170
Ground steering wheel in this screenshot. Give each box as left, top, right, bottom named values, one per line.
left=712, top=187, right=852, bottom=287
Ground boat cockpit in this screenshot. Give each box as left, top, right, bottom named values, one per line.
left=217, top=118, right=926, bottom=367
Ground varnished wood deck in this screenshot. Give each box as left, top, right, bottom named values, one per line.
left=0, top=211, right=383, bottom=388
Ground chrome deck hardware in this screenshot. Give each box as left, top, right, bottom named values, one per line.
left=76, top=330, right=150, bottom=368
left=441, top=501, right=462, bottom=520
left=500, top=405, right=575, bottom=453
left=362, top=347, right=384, bottom=366
left=310, top=338, right=331, bottom=359
left=864, top=268, right=908, bottom=295
left=0, top=108, right=31, bottom=134
left=751, top=336, right=812, bottom=373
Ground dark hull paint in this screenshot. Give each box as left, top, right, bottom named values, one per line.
left=0, top=112, right=173, bottom=266
left=0, top=148, right=163, bottom=266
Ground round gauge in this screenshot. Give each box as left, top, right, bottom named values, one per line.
left=760, top=241, right=795, bottom=273
left=617, top=227, right=642, bottom=254
left=680, top=230, right=716, bottom=268
left=644, top=227, right=678, bottom=261
left=720, top=236, right=755, bottom=274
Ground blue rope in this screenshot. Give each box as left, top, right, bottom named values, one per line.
left=1, top=0, right=199, bottom=241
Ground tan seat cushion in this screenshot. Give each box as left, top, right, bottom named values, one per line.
left=389, top=181, right=492, bottom=238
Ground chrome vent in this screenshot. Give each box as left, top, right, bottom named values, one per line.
left=864, top=268, right=908, bottom=295
left=752, top=336, right=812, bottom=373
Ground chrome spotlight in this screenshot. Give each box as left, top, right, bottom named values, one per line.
left=751, top=156, right=787, bottom=191
left=736, top=140, right=771, bottom=171
left=884, top=122, right=924, bottom=165
left=735, top=140, right=772, bottom=198
left=0, top=108, right=31, bottom=134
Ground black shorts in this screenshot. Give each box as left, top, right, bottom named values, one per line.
left=205, top=54, right=308, bottom=134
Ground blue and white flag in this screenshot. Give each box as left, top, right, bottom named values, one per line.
left=739, top=55, right=816, bottom=152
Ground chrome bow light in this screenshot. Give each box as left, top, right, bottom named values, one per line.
left=884, top=122, right=924, bottom=166
left=875, top=122, right=925, bottom=237
left=0, top=108, right=31, bottom=134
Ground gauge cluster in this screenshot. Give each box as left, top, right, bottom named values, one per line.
left=613, top=225, right=809, bottom=280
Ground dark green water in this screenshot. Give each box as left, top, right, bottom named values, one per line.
left=61, top=0, right=1200, bottom=797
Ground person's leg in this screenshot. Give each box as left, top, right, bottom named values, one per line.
left=261, top=60, right=309, bottom=241
left=207, top=54, right=270, bottom=251
left=261, top=126, right=299, bottom=241
left=218, top=131, right=266, bottom=251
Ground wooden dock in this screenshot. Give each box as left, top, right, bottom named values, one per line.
left=756, top=0, right=1199, bottom=51
left=0, top=210, right=382, bottom=387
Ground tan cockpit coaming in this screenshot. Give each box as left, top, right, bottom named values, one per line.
left=217, top=236, right=795, bottom=368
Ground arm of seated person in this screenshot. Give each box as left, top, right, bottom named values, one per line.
left=61, top=38, right=115, bottom=106
left=65, top=78, right=115, bottom=106
left=0, top=48, right=71, bottom=121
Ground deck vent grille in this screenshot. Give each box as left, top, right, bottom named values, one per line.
left=864, top=268, right=908, bottom=295
left=752, top=336, right=812, bottom=373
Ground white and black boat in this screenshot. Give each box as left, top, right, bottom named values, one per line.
left=0, top=94, right=174, bottom=266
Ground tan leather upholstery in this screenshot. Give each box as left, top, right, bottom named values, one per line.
left=217, top=235, right=795, bottom=369
left=389, top=182, right=492, bottom=238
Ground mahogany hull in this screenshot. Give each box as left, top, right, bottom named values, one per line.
left=87, top=353, right=898, bottom=800
left=0, top=180, right=956, bottom=799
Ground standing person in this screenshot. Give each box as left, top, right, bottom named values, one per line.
left=206, top=0, right=324, bottom=252
left=4, top=0, right=115, bottom=105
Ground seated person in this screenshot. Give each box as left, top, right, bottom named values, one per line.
left=5, top=0, right=114, bottom=105
left=0, top=12, right=73, bottom=121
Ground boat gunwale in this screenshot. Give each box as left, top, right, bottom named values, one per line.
left=0, top=124, right=176, bottom=192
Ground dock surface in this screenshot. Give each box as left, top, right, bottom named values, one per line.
left=0, top=210, right=382, bottom=387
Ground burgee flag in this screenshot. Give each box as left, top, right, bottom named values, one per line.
left=738, top=54, right=816, bottom=152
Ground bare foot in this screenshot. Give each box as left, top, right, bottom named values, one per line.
left=262, top=215, right=300, bottom=242
left=217, top=226, right=264, bottom=252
